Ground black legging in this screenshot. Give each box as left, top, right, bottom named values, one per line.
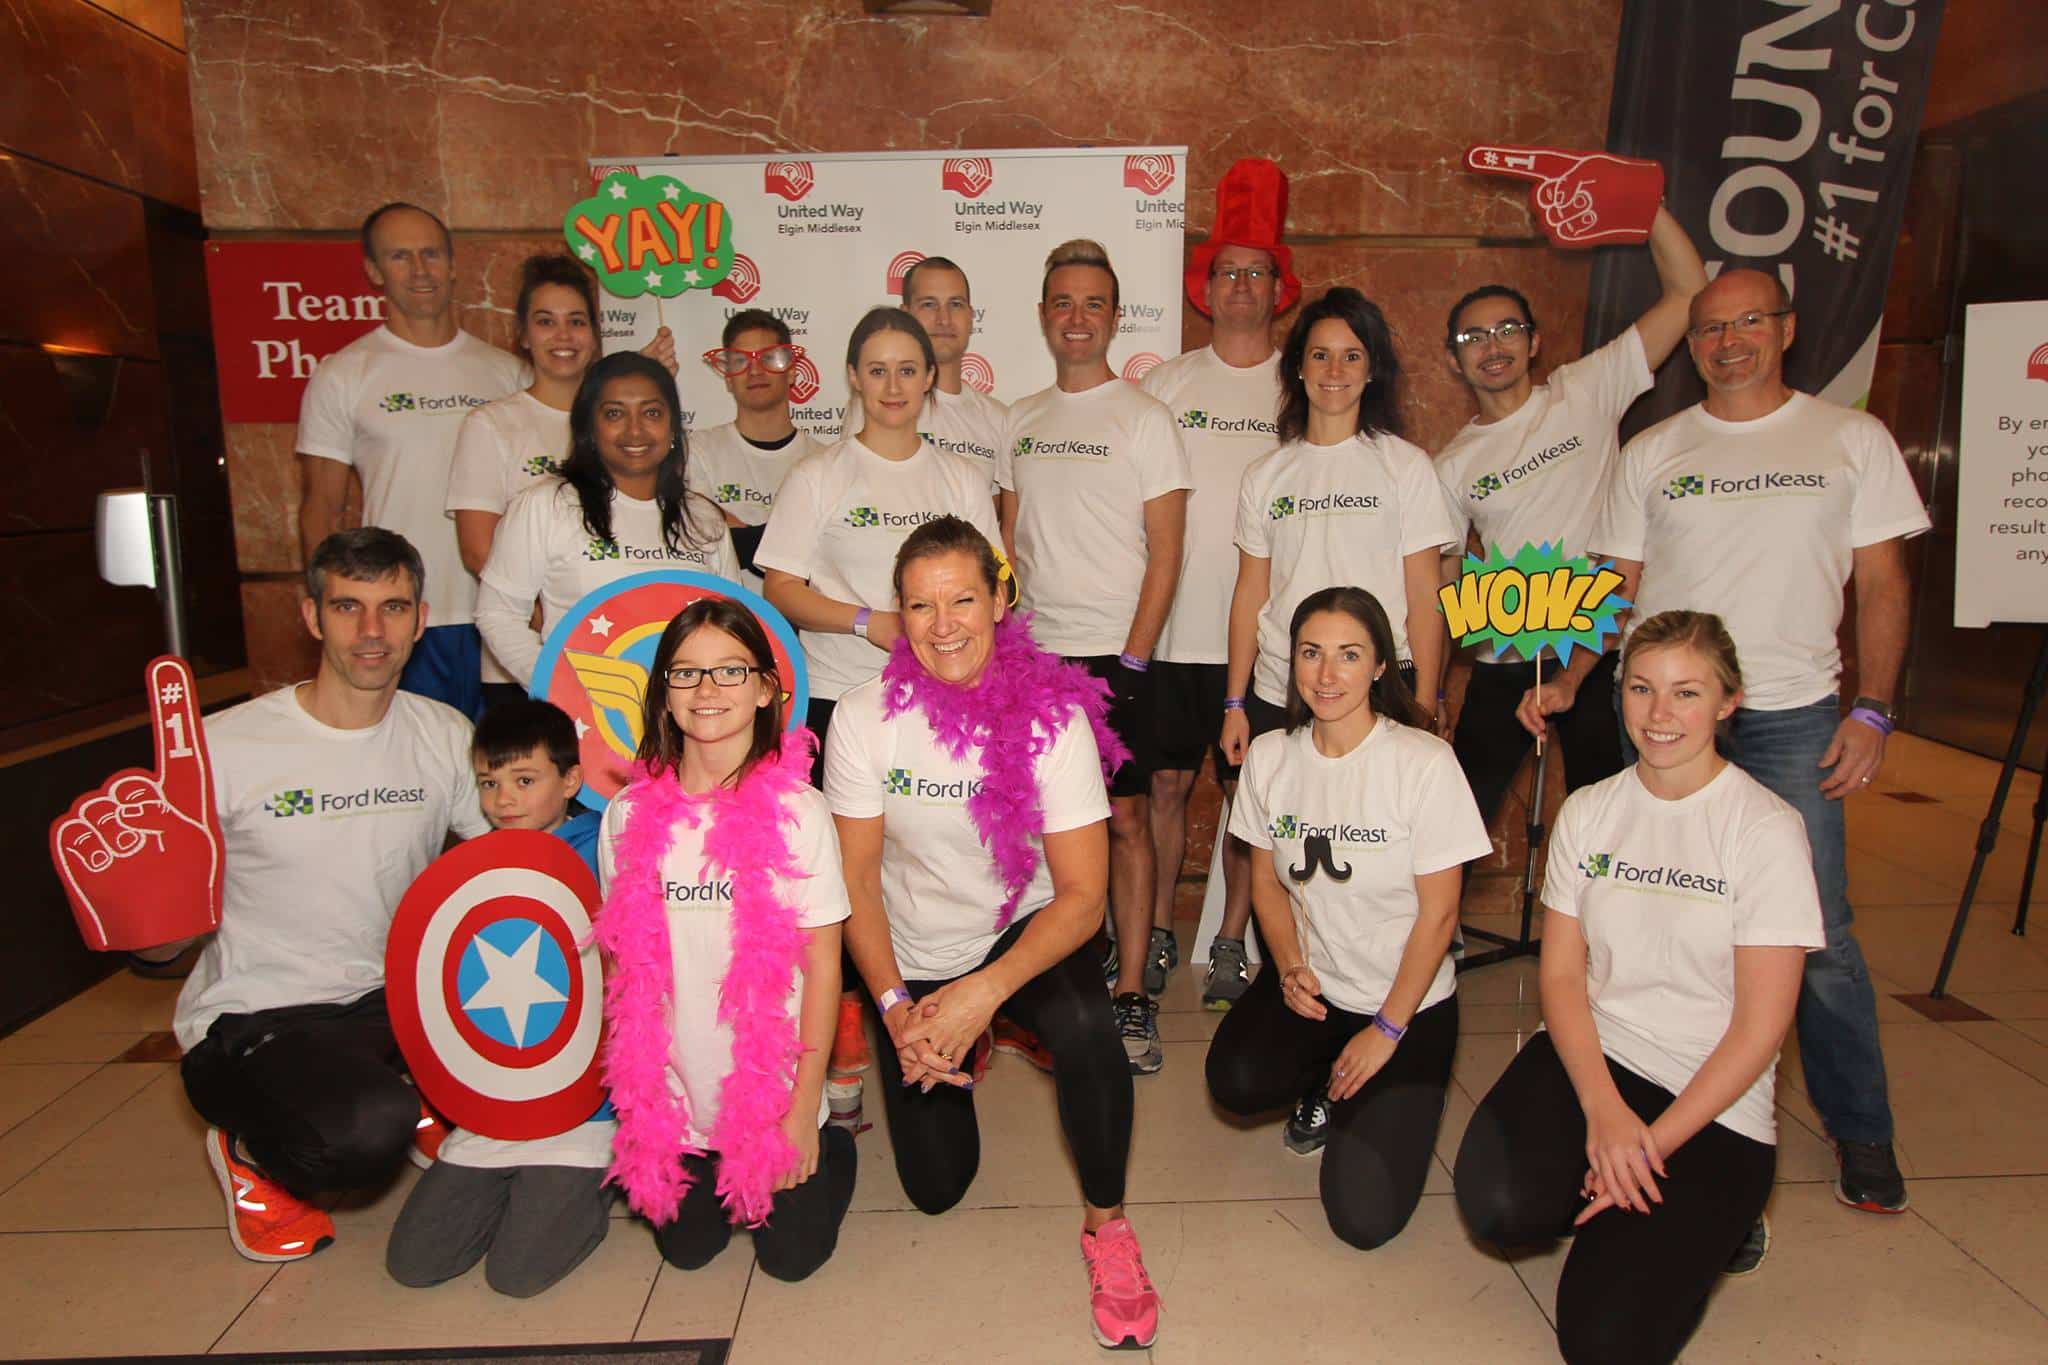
left=181, top=989, right=417, bottom=1197
left=1205, top=968, right=1456, bottom=1249
left=653, top=1124, right=857, bottom=1283
left=1453, top=1032, right=1776, bottom=1365
left=1451, top=651, right=1623, bottom=827
left=871, top=912, right=1133, bottom=1214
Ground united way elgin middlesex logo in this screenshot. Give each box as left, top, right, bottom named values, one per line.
left=887, top=249, right=926, bottom=296
left=942, top=157, right=996, bottom=199
left=764, top=161, right=816, bottom=202
left=386, top=830, right=605, bottom=1140
left=960, top=353, right=996, bottom=395
left=532, top=571, right=809, bottom=809
left=1122, top=154, right=1177, bottom=196
left=711, top=253, right=762, bottom=303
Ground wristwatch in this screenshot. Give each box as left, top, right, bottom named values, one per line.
left=1849, top=695, right=1895, bottom=725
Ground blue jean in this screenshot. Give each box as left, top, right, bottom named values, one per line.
left=1617, top=693, right=1894, bottom=1143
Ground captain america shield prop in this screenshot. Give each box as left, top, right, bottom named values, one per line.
left=532, top=570, right=809, bottom=811
left=386, top=830, right=604, bottom=1140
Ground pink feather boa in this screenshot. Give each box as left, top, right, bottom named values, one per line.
left=880, top=615, right=1131, bottom=930
left=591, top=729, right=818, bottom=1227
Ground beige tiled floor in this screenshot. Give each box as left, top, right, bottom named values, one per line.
left=1, top=734, right=2045, bottom=1361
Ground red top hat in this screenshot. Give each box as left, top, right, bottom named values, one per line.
left=1187, top=158, right=1302, bottom=318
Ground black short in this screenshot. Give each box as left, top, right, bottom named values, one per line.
left=1148, top=661, right=1238, bottom=781
left=1070, top=655, right=1154, bottom=800
left=1245, top=691, right=1291, bottom=743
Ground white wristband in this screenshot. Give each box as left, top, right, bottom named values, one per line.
left=877, top=986, right=912, bottom=1015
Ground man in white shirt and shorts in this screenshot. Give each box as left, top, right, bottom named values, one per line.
left=1435, top=202, right=1706, bottom=827
left=1524, top=267, right=1931, bottom=1216
left=998, top=239, right=1192, bottom=1073
left=297, top=203, right=525, bottom=719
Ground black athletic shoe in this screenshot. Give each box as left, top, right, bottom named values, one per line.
left=1723, top=1211, right=1770, bottom=1276
left=1283, top=1086, right=1331, bottom=1156
left=1142, top=927, right=1179, bottom=998
left=1835, top=1140, right=1909, bottom=1213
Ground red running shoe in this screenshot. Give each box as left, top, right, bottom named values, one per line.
left=205, top=1127, right=334, bottom=1263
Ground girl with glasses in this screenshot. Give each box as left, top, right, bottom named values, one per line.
left=594, top=597, right=856, bottom=1282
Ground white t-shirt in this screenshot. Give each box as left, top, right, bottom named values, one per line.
left=823, top=676, right=1111, bottom=981
left=1542, top=763, right=1827, bottom=1144
left=445, top=391, right=575, bottom=684
left=297, top=326, right=525, bottom=630
left=598, top=783, right=850, bottom=1148
left=1235, top=433, right=1460, bottom=705
left=753, top=437, right=1001, bottom=701
left=1594, top=393, right=1932, bottom=710
left=685, top=422, right=825, bottom=596
left=1230, top=720, right=1490, bottom=1016
left=847, top=386, right=1011, bottom=481
left=437, top=1115, right=617, bottom=1171
left=1141, top=347, right=1284, bottom=665
left=1434, top=329, right=1653, bottom=660
left=996, top=379, right=1194, bottom=657
left=173, top=687, right=490, bottom=1051
left=474, top=480, right=739, bottom=689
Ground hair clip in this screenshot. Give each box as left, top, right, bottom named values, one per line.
left=990, top=543, right=1022, bottom=607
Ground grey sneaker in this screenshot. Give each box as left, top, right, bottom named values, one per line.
left=1283, top=1085, right=1331, bottom=1155
left=1723, top=1211, right=1769, bottom=1276
left=1202, top=938, right=1250, bottom=1010
left=1113, top=992, right=1162, bottom=1074
left=1142, top=927, right=1179, bottom=997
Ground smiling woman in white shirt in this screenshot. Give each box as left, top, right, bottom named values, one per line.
left=474, top=352, right=739, bottom=689
left=1206, top=585, right=1490, bottom=1250
left=1453, top=610, right=1823, bottom=1365
left=756, top=307, right=1000, bottom=784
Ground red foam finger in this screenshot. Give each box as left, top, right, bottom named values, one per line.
left=147, top=656, right=212, bottom=822
left=1465, top=144, right=1581, bottom=182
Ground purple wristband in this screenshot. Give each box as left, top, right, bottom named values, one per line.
left=1117, top=652, right=1149, bottom=673
left=1848, top=706, right=1894, bottom=737
left=1370, top=1013, right=1407, bottom=1043
left=1222, top=696, right=1246, bottom=713
left=852, top=606, right=873, bottom=639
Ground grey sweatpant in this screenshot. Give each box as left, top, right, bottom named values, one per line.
left=387, top=1160, right=611, bottom=1298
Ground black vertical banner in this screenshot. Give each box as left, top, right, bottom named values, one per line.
left=1587, top=0, right=1945, bottom=438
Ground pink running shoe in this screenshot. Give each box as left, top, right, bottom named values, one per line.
left=1079, top=1217, right=1160, bottom=1350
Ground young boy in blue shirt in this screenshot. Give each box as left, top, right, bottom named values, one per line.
left=387, top=699, right=615, bottom=1297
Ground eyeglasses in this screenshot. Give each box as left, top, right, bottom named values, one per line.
left=663, top=664, right=766, bottom=689
left=1214, top=266, right=1274, bottom=284
left=1451, top=319, right=1535, bottom=350
left=702, top=344, right=803, bottom=376
left=1686, top=309, right=1791, bottom=343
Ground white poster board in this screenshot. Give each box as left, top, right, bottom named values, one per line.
left=588, top=148, right=1187, bottom=438
left=1956, top=299, right=2048, bottom=627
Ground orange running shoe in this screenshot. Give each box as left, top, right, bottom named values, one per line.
left=410, top=1099, right=449, bottom=1170
left=205, top=1127, right=334, bottom=1263
left=829, top=994, right=871, bottom=1076
left=991, top=1016, right=1054, bottom=1073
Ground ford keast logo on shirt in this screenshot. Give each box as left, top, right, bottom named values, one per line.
left=265, top=784, right=426, bottom=818
left=264, top=788, right=314, bottom=818
left=1663, top=474, right=1705, bottom=500
left=885, top=765, right=983, bottom=802
left=1579, top=850, right=1729, bottom=900
left=379, top=391, right=487, bottom=415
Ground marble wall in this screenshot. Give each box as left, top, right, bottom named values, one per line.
left=184, top=0, right=1625, bottom=689
left=1, top=0, right=242, bottom=741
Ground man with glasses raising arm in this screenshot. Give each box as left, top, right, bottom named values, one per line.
left=688, top=309, right=823, bottom=593
left=1521, top=267, right=1930, bottom=1224
left=1434, top=202, right=1705, bottom=829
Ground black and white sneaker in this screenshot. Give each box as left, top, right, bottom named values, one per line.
left=1113, top=992, right=1162, bottom=1074
left=1142, top=927, right=1179, bottom=998
left=1835, top=1140, right=1909, bottom=1213
left=1723, top=1211, right=1770, bottom=1276
left=1283, top=1086, right=1331, bottom=1156
left=1202, top=938, right=1250, bottom=1010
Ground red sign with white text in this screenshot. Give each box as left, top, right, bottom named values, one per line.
left=204, top=241, right=387, bottom=422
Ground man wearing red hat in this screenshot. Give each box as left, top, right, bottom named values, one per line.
left=1139, top=159, right=1299, bottom=1012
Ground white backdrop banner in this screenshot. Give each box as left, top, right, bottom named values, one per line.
left=1955, top=299, right=2048, bottom=628
left=587, top=147, right=1188, bottom=439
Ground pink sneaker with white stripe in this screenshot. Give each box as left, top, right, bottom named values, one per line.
left=1080, top=1217, right=1160, bottom=1350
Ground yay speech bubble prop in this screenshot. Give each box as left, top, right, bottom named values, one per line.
left=1439, top=542, right=1629, bottom=664
left=564, top=172, right=737, bottom=298
left=1465, top=145, right=1664, bottom=248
